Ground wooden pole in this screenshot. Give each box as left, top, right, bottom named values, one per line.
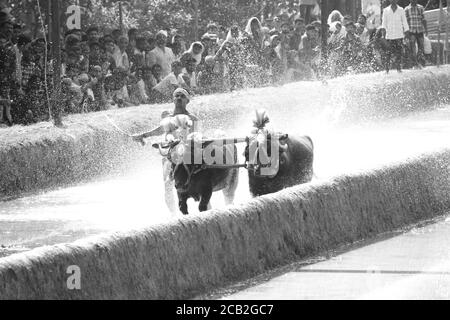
left=193, top=0, right=199, bottom=41
left=321, top=0, right=328, bottom=60
left=47, top=0, right=52, bottom=56
left=119, top=1, right=123, bottom=32
left=51, top=0, right=62, bottom=127
left=445, top=2, right=449, bottom=64
left=437, top=0, right=443, bottom=66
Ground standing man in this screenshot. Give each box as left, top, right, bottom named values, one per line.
left=405, top=0, right=427, bottom=68
left=381, top=0, right=410, bottom=73
left=290, top=18, right=306, bottom=51
left=147, top=30, right=175, bottom=78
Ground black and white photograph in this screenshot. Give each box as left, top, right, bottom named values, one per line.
left=0, top=0, right=449, bottom=304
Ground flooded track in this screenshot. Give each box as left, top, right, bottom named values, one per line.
left=1, top=76, right=449, bottom=259
left=207, top=213, right=450, bottom=300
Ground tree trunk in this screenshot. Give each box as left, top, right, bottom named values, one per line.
left=193, top=0, right=199, bottom=41
left=51, top=0, right=63, bottom=127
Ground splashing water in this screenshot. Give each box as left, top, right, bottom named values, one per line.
left=1, top=70, right=450, bottom=257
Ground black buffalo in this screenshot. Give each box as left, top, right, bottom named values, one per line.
left=154, top=139, right=239, bottom=215
left=244, top=112, right=314, bottom=197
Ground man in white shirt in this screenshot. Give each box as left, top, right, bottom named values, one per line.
left=147, top=30, right=175, bottom=78
left=113, top=35, right=130, bottom=71
left=153, top=61, right=186, bottom=101
left=381, top=0, right=410, bottom=73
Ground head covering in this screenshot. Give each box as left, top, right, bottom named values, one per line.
left=226, top=26, right=241, bottom=44
left=186, top=41, right=204, bottom=66
left=207, top=22, right=218, bottom=30
left=204, top=55, right=216, bottom=65
left=156, top=30, right=168, bottom=38
left=172, top=34, right=181, bottom=43
left=173, top=87, right=191, bottom=102
left=270, top=34, right=280, bottom=45
left=244, top=17, right=264, bottom=49
left=201, top=33, right=212, bottom=41
left=328, top=10, right=344, bottom=25
left=245, top=17, right=262, bottom=37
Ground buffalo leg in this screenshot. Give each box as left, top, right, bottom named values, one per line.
left=223, top=169, right=239, bottom=205
left=178, top=193, right=189, bottom=215
left=199, top=186, right=213, bottom=212
left=162, top=158, right=177, bottom=213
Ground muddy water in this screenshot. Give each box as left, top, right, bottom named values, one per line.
left=1, top=77, right=449, bottom=258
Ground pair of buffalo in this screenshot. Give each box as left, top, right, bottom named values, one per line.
left=152, top=110, right=314, bottom=215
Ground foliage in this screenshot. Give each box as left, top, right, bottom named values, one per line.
left=3, top=0, right=268, bottom=41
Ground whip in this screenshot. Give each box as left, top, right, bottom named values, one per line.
left=104, top=114, right=134, bottom=138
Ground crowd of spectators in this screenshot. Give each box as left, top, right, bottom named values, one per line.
left=0, top=0, right=431, bottom=127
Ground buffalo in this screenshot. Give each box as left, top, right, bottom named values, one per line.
left=244, top=110, right=314, bottom=197
left=154, top=136, right=239, bottom=215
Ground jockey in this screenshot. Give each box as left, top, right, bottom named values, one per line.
left=132, top=87, right=199, bottom=214
left=132, top=88, right=198, bottom=145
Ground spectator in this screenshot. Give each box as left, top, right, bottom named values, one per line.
left=185, top=41, right=204, bottom=67
left=170, top=34, right=185, bottom=59
left=89, top=41, right=104, bottom=68
left=342, top=15, right=352, bottom=27
left=405, top=0, right=427, bottom=68
left=86, top=26, right=100, bottom=44
left=298, top=24, right=319, bottom=78
left=102, top=35, right=118, bottom=74
left=128, top=28, right=138, bottom=49
left=140, top=65, right=158, bottom=97
left=180, top=52, right=198, bottom=91
left=356, top=14, right=371, bottom=46
left=198, top=56, right=222, bottom=94
left=89, top=65, right=107, bottom=111
left=147, top=30, right=175, bottom=78
left=327, top=10, right=344, bottom=26
left=243, top=17, right=265, bottom=52
left=130, top=36, right=147, bottom=71
left=113, top=35, right=130, bottom=71
left=3, top=3, right=446, bottom=127
left=151, top=61, right=186, bottom=103
left=299, top=24, right=319, bottom=64
left=217, top=25, right=228, bottom=45
left=279, top=22, right=291, bottom=72
left=264, top=35, right=284, bottom=84
left=290, top=18, right=306, bottom=51
left=328, top=21, right=345, bottom=77
left=200, top=33, right=216, bottom=62
left=111, top=29, right=122, bottom=43
left=218, top=25, right=244, bottom=91
left=381, top=0, right=410, bottom=73
left=242, top=16, right=266, bottom=85
left=339, top=21, right=364, bottom=74
left=205, top=22, right=219, bottom=37
left=151, top=64, right=163, bottom=84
